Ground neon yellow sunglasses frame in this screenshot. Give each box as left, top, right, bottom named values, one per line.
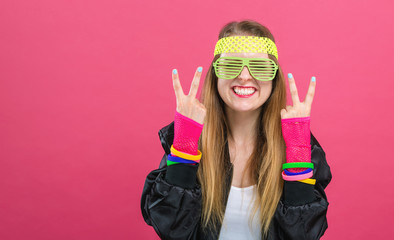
left=213, top=56, right=278, bottom=81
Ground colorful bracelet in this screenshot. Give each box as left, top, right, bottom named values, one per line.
left=167, top=159, right=197, bottom=166
left=282, top=170, right=313, bottom=181
left=168, top=154, right=198, bottom=164
left=297, top=178, right=316, bottom=185
left=170, top=145, right=202, bottom=161
left=170, top=156, right=200, bottom=163
left=284, top=168, right=313, bottom=176
left=167, top=160, right=180, bottom=166
left=282, top=162, right=314, bottom=170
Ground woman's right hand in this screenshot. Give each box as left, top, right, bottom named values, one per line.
left=172, top=67, right=206, bottom=125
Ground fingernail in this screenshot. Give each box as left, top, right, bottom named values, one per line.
left=173, top=69, right=177, bottom=74
left=312, top=76, right=316, bottom=82
left=288, top=73, right=293, bottom=78
left=197, top=67, right=203, bottom=72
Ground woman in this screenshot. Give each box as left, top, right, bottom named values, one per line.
left=141, top=20, right=332, bottom=240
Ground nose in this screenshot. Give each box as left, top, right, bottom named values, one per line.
left=237, top=66, right=253, bottom=81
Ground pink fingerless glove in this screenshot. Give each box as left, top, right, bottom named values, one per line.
left=281, top=117, right=311, bottom=173
left=173, top=111, right=204, bottom=156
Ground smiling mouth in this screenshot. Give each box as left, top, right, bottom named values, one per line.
left=232, top=86, right=257, bottom=96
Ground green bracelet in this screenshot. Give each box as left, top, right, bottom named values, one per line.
left=282, top=162, right=314, bottom=170
left=167, top=160, right=181, bottom=166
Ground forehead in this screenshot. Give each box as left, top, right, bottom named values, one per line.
left=221, top=52, right=269, bottom=58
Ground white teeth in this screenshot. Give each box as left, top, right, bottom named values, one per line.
left=233, top=87, right=256, bottom=95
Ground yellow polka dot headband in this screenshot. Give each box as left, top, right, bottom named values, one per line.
left=214, top=36, right=279, bottom=60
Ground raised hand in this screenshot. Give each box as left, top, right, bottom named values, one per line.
left=280, top=73, right=316, bottom=119
left=280, top=73, right=316, bottom=173
left=172, top=67, right=207, bottom=125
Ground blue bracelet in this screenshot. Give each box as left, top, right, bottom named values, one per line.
left=168, top=154, right=197, bottom=164
left=284, top=168, right=313, bottom=176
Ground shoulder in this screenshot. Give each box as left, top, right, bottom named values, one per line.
left=310, top=131, right=332, bottom=190
left=157, top=121, right=174, bottom=169
left=158, top=121, right=175, bottom=155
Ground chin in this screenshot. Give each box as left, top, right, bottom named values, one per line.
left=229, top=104, right=260, bottom=113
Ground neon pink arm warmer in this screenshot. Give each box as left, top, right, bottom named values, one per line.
left=173, top=111, right=204, bottom=156
left=281, top=117, right=311, bottom=173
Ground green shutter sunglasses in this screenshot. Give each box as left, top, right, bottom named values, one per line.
left=213, top=57, right=278, bottom=81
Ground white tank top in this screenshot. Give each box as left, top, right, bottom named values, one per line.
left=218, top=185, right=261, bottom=240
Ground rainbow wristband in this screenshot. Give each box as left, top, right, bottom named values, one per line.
left=282, top=170, right=313, bottom=181
left=282, top=162, right=314, bottom=170
left=284, top=168, right=313, bottom=176
left=167, top=160, right=180, bottom=166
left=167, top=160, right=197, bottom=166
left=171, top=145, right=201, bottom=161
left=297, top=178, right=316, bottom=185
left=168, top=154, right=198, bottom=164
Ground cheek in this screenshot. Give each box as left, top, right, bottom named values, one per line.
left=259, top=82, right=273, bottom=97
left=268, top=83, right=273, bottom=94
left=217, top=79, right=227, bottom=97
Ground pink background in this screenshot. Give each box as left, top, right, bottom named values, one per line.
left=1, top=0, right=393, bottom=239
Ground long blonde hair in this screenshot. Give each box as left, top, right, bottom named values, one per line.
left=197, top=20, right=287, bottom=239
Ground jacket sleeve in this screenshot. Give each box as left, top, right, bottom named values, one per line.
left=270, top=132, right=332, bottom=240
left=140, top=152, right=202, bottom=240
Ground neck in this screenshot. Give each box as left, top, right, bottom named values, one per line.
left=225, top=107, right=261, bottom=146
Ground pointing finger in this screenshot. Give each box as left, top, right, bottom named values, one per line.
left=172, top=69, right=185, bottom=101
left=287, top=73, right=300, bottom=105
left=188, top=66, right=203, bottom=98
left=304, top=76, right=316, bottom=107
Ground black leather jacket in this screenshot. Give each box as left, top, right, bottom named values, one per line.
left=141, top=121, right=332, bottom=240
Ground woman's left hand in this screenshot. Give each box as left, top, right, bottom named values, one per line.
left=280, top=74, right=316, bottom=119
